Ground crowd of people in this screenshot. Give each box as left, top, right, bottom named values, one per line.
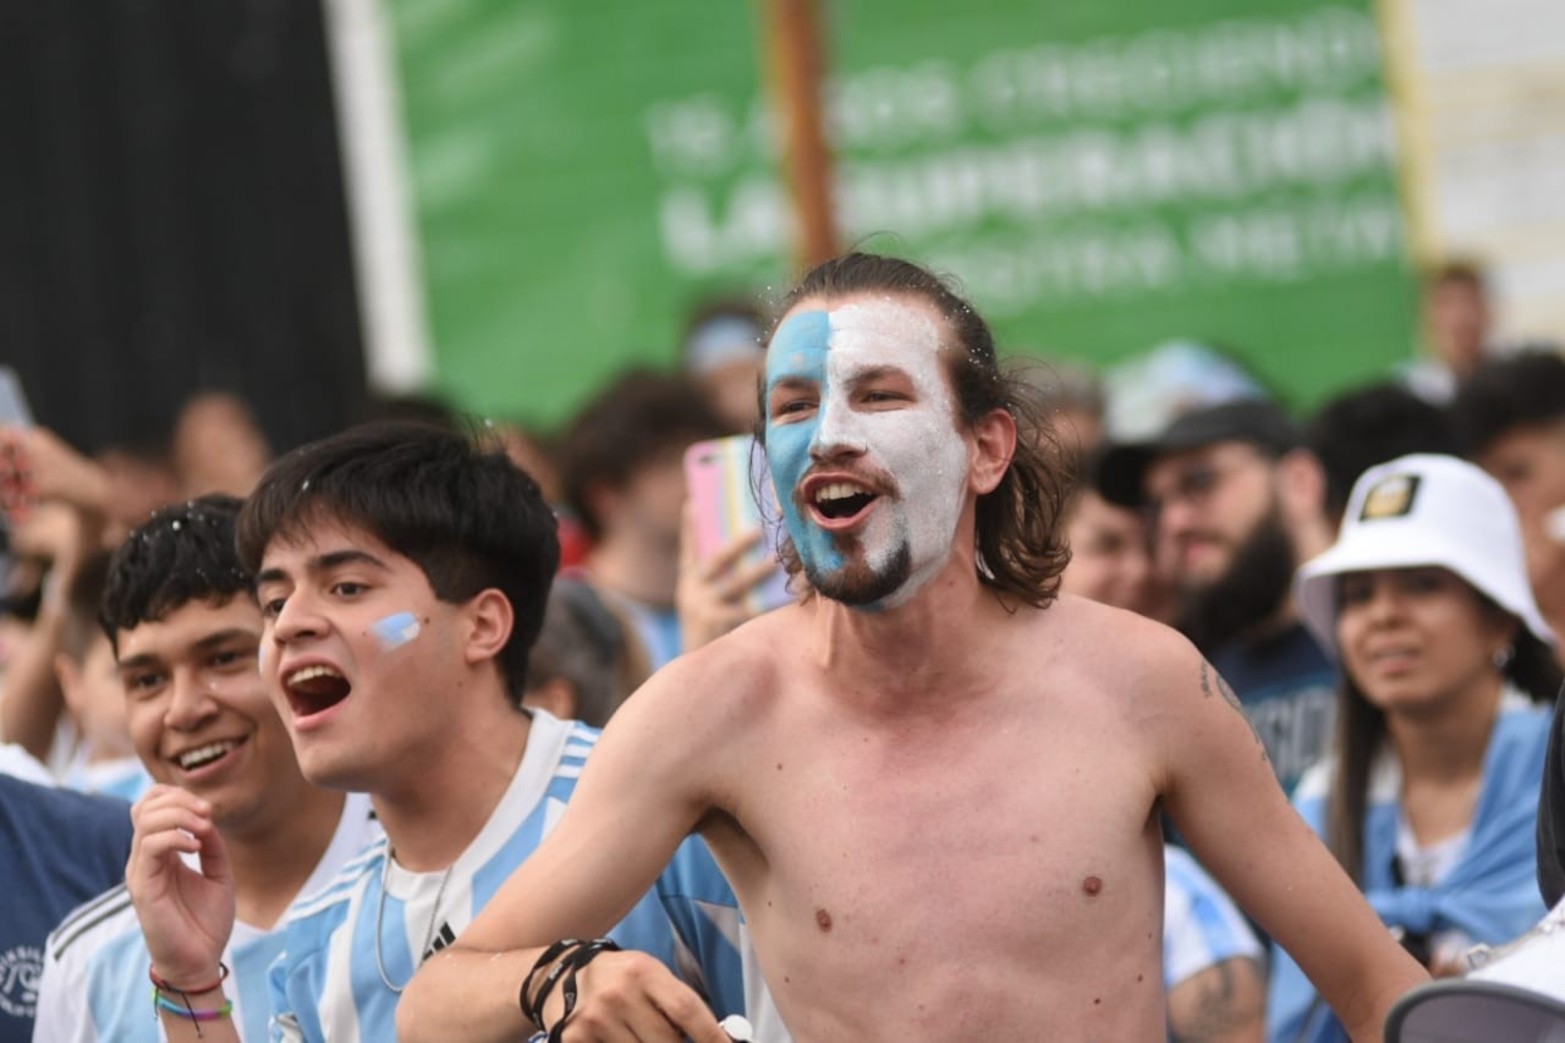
left=0, top=253, right=1560, bottom=1042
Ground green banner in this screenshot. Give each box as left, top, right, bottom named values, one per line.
left=393, top=0, right=1416, bottom=428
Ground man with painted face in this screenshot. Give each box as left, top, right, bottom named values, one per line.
left=400, top=254, right=1427, bottom=1042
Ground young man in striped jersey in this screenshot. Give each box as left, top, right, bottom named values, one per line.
left=34, top=495, right=377, bottom=1042
left=122, top=423, right=759, bottom=1042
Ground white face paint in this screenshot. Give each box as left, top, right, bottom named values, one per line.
left=766, top=297, right=972, bottom=609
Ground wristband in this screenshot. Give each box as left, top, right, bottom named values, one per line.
left=152, top=988, right=234, bottom=1022
left=149, top=962, right=229, bottom=996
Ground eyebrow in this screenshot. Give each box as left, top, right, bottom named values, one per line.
left=255, top=548, right=389, bottom=587
left=116, top=628, right=258, bottom=672
left=840, top=364, right=907, bottom=390
left=766, top=375, right=817, bottom=395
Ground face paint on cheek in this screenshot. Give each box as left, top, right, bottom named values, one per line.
left=765, top=309, right=845, bottom=576
left=371, top=611, right=421, bottom=651
left=823, top=302, right=971, bottom=606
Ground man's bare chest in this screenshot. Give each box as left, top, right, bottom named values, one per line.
left=727, top=708, right=1160, bottom=952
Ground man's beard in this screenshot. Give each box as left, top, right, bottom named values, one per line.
left=1176, top=505, right=1297, bottom=655
left=806, top=539, right=913, bottom=607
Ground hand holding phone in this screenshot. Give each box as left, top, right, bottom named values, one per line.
left=680, top=436, right=792, bottom=648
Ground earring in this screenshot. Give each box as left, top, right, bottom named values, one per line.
left=1492, top=645, right=1514, bottom=671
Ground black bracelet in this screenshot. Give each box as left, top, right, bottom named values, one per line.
left=520, top=939, right=585, bottom=1030
left=544, top=939, right=622, bottom=1043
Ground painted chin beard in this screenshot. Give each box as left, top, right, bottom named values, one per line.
left=804, top=535, right=914, bottom=607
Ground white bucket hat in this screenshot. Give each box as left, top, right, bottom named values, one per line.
left=1295, top=453, right=1555, bottom=653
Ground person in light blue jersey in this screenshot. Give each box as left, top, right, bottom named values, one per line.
left=34, top=495, right=376, bottom=1043
left=123, top=423, right=757, bottom=1043
left=1163, top=846, right=1264, bottom=1043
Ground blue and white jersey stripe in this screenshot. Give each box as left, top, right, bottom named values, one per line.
left=268, top=710, right=761, bottom=1042
left=1163, top=845, right=1261, bottom=990
left=33, top=792, right=378, bottom=1043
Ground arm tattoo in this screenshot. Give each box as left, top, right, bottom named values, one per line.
left=1168, top=957, right=1266, bottom=1043
left=1200, top=661, right=1269, bottom=764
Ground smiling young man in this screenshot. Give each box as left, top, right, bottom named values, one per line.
left=399, top=253, right=1427, bottom=1043
left=119, top=424, right=758, bottom=1043
left=34, top=495, right=375, bottom=1043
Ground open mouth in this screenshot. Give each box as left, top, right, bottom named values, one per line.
left=809, top=480, right=879, bottom=524
left=284, top=664, right=352, bottom=719
left=172, top=736, right=248, bottom=774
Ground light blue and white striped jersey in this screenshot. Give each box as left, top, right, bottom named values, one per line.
left=268, top=710, right=760, bottom=1043
left=33, top=792, right=378, bottom=1043
left=1163, top=845, right=1261, bottom=990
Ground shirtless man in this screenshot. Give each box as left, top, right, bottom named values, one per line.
left=400, top=253, right=1427, bottom=1042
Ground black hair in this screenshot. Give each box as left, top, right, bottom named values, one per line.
left=1450, top=350, right=1565, bottom=457
left=558, top=369, right=728, bottom=540
left=761, top=252, right=1072, bottom=608
left=235, top=421, right=559, bottom=705
left=1306, top=382, right=1458, bottom=525
left=100, top=495, right=252, bottom=653
left=524, top=580, right=632, bottom=729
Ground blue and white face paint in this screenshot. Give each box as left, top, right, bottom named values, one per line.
left=764, top=298, right=971, bottom=610
left=371, top=611, right=421, bottom=651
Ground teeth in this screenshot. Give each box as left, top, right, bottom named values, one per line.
left=814, top=482, right=869, bottom=503
left=286, top=665, right=343, bottom=686
left=176, top=741, right=237, bottom=771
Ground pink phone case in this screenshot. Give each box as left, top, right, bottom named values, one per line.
left=684, top=436, right=792, bottom=614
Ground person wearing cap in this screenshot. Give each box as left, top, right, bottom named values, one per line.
left=681, top=298, right=770, bottom=435
left=1099, top=399, right=1337, bottom=792
left=1268, top=454, right=1561, bottom=1043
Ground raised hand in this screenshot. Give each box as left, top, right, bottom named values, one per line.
left=126, top=785, right=237, bottom=985
left=677, top=502, right=783, bottom=651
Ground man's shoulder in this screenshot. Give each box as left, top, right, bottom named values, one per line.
left=44, top=884, right=138, bottom=966
left=283, top=836, right=388, bottom=942
left=0, top=773, right=133, bottom=833
left=1038, top=595, right=1198, bottom=679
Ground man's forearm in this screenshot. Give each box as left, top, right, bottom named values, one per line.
left=399, top=943, right=543, bottom=1042
left=1338, top=959, right=1428, bottom=1043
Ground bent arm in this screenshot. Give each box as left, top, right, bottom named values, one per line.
left=399, top=665, right=733, bottom=1042
left=1151, top=641, right=1426, bottom=1042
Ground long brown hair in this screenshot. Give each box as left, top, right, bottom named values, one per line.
left=759, top=252, right=1072, bottom=609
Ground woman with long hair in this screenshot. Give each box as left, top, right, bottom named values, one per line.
left=1268, top=454, right=1560, bottom=1043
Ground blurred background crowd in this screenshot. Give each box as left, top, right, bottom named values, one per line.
left=3, top=0, right=1565, bottom=1040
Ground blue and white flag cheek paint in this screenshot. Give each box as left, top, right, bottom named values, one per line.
left=764, top=308, right=845, bottom=579
left=371, top=611, right=422, bottom=651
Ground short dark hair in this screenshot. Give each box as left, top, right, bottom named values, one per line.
left=1450, top=350, right=1565, bottom=456
left=524, top=579, right=632, bottom=729
left=100, top=495, right=252, bottom=653
left=762, top=252, right=1072, bottom=608
left=1306, top=382, right=1458, bottom=525
left=235, top=422, right=559, bottom=705
left=558, top=370, right=728, bottom=540
left=1423, top=259, right=1486, bottom=293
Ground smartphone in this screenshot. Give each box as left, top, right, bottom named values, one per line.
left=684, top=435, right=793, bottom=615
